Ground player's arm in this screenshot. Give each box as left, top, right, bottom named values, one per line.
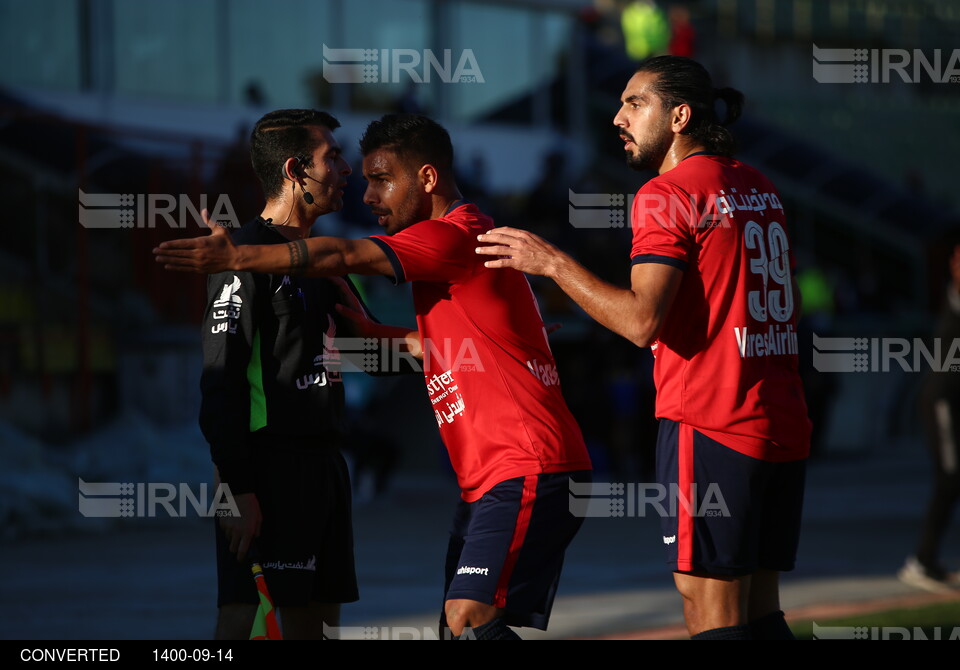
left=240, top=236, right=393, bottom=277
left=153, top=210, right=395, bottom=278
left=331, top=276, right=423, bottom=361
left=477, top=227, right=682, bottom=347
left=337, top=312, right=422, bottom=359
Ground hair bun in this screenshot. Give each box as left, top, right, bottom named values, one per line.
left=713, top=87, right=744, bottom=126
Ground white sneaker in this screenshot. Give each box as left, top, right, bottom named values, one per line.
left=897, top=557, right=959, bottom=594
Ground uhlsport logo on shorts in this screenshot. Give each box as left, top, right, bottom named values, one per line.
left=812, top=622, right=960, bottom=640
left=812, top=333, right=960, bottom=373
left=567, top=479, right=728, bottom=518
left=812, top=44, right=960, bottom=84
left=77, top=478, right=239, bottom=518
left=78, top=189, right=238, bottom=229
left=321, top=45, right=483, bottom=84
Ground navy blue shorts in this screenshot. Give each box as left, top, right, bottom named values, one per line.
left=656, top=419, right=806, bottom=576
left=443, top=470, right=590, bottom=630
left=215, top=439, right=358, bottom=607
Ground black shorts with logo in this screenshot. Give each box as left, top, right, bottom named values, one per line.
left=215, top=437, right=358, bottom=607
left=443, top=470, right=590, bottom=630
left=656, top=419, right=807, bottom=576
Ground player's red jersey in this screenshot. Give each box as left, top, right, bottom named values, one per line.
left=630, top=154, right=811, bottom=461
left=370, top=203, right=591, bottom=500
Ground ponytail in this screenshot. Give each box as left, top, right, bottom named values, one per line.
left=636, top=56, right=745, bottom=157
left=713, top=87, right=744, bottom=127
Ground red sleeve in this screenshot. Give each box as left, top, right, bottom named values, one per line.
left=629, top=181, right=695, bottom=271
left=370, top=218, right=478, bottom=284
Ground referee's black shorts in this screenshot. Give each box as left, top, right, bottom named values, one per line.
left=215, top=436, right=358, bottom=607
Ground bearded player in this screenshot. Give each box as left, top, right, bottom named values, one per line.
left=156, top=113, right=592, bottom=640
left=476, top=56, right=811, bottom=640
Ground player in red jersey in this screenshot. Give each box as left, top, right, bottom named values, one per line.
left=476, top=56, right=811, bottom=640
left=155, top=114, right=592, bottom=640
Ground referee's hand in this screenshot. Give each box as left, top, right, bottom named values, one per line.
left=220, top=492, right=262, bottom=562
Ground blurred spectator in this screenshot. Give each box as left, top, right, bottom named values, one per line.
left=795, top=262, right=837, bottom=458
left=796, top=263, right=835, bottom=333
left=667, top=4, right=696, bottom=58
left=898, top=243, right=960, bottom=593
left=212, top=123, right=261, bottom=228
left=395, top=81, right=423, bottom=115
left=524, top=149, right=570, bottom=240
left=346, top=416, right=401, bottom=502
left=587, top=0, right=629, bottom=51
left=459, top=151, right=492, bottom=213
left=244, top=80, right=266, bottom=107
left=620, top=0, right=670, bottom=61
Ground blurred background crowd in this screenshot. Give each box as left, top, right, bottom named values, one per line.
left=1, top=0, right=959, bottom=536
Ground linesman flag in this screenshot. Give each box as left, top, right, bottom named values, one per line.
left=250, top=562, right=282, bottom=640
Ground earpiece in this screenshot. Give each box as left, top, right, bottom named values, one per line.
left=281, top=154, right=309, bottom=180
left=280, top=155, right=316, bottom=205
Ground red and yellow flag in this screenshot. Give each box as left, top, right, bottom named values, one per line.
left=249, top=563, right=282, bottom=640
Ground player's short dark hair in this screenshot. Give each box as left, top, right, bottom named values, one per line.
left=250, top=109, right=341, bottom=200
left=359, top=114, right=454, bottom=175
left=636, top=56, right=744, bottom=157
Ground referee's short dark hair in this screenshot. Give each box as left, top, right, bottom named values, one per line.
left=359, top=114, right=454, bottom=175
left=250, top=109, right=340, bottom=200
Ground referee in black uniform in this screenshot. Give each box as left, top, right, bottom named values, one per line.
left=202, top=109, right=363, bottom=639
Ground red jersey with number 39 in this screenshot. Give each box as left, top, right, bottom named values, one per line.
left=370, top=203, right=591, bottom=500
left=630, top=154, right=811, bottom=461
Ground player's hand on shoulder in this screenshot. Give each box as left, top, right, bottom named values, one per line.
left=475, top=227, right=560, bottom=277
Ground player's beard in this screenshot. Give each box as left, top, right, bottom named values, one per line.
left=624, top=126, right=673, bottom=172
left=377, top=182, right=431, bottom=235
